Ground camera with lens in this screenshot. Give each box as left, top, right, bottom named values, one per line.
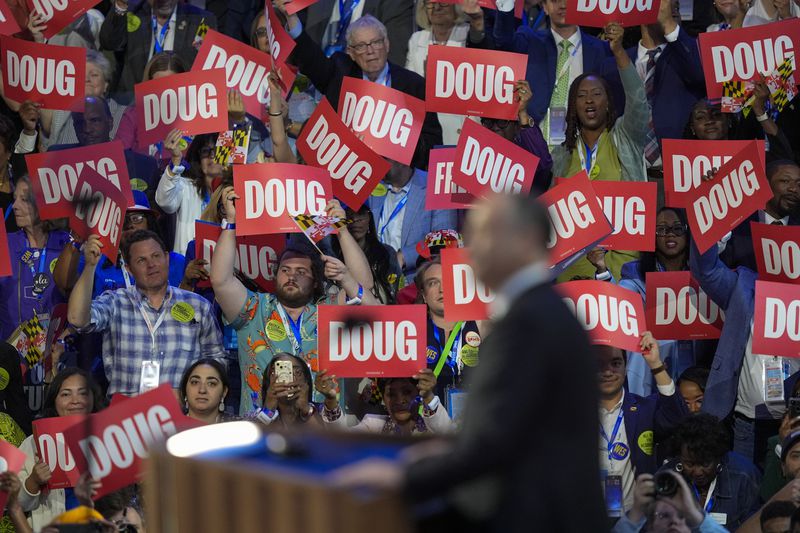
left=654, top=472, right=678, bottom=497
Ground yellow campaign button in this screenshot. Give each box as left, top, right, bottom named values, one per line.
left=127, top=13, right=141, bottom=32
left=266, top=319, right=287, bottom=342
left=171, top=302, right=195, bottom=323
left=371, top=183, right=387, bottom=197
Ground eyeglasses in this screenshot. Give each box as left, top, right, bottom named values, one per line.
left=655, top=224, right=688, bottom=237
left=349, top=38, right=386, bottom=53
left=481, top=118, right=512, bottom=129
left=654, top=511, right=685, bottom=522
left=125, top=213, right=145, bottom=224
left=255, top=27, right=268, bottom=38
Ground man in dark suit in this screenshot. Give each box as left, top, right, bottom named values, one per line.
left=334, top=194, right=607, bottom=532
left=278, top=4, right=442, bottom=171
left=100, top=0, right=217, bottom=103
left=721, top=160, right=800, bottom=271
left=300, top=0, right=414, bottom=66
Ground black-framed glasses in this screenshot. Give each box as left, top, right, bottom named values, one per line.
left=655, top=224, right=688, bottom=237
left=481, top=118, right=512, bottom=129
left=349, top=38, right=386, bottom=53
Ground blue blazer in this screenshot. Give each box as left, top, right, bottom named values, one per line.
left=622, top=389, right=688, bottom=476
left=721, top=211, right=800, bottom=271
left=493, top=11, right=612, bottom=123
left=366, top=170, right=457, bottom=280
left=690, top=242, right=759, bottom=420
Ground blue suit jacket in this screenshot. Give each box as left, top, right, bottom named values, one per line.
left=602, top=28, right=706, bottom=142
left=721, top=211, right=800, bottom=272
left=622, top=389, right=688, bottom=476
left=493, top=11, right=612, bottom=122
left=366, top=170, right=457, bottom=280
left=690, top=242, right=758, bottom=420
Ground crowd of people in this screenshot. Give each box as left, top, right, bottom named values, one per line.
left=0, top=0, right=798, bottom=530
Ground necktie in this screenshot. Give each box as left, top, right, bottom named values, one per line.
left=334, top=0, right=355, bottom=50
left=771, top=220, right=785, bottom=225
left=544, top=39, right=573, bottom=145
left=643, top=48, right=660, bottom=167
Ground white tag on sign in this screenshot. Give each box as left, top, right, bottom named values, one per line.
left=140, top=360, right=161, bottom=394
left=549, top=107, right=567, bottom=146
left=764, top=357, right=785, bottom=403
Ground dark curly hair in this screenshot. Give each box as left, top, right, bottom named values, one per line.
left=636, top=207, right=691, bottom=279
left=260, top=353, right=313, bottom=406
left=673, top=413, right=730, bottom=466
left=563, top=73, right=617, bottom=153
left=39, top=368, right=105, bottom=419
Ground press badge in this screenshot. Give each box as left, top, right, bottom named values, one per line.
left=764, top=357, right=784, bottom=403
left=140, top=360, right=160, bottom=394
left=549, top=107, right=567, bottom=145
left=603, top=471, right=623, bottom=517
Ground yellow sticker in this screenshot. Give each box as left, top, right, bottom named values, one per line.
left=266, top=319, right=287, bottom=342
left=178, top=137, right=189, bottom=151
left=638, top=430, right=654, bottom=456
left=371, top=183, right=387, bottom=197
left=460, top=345, right=479, bottom=367
left=171, top=302, right=195, bottom=323
left=464, top=331, right=481, bottom=347
left=387, top=273, right=397, bottom=285
left=130, top=178, right=148, bottom=192
left=0, top=368, right=8, bottom=391
left=49, top=258, right=58, bottom=274
left=126, top=13, right=141, bottom=33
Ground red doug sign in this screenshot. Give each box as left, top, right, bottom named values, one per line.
left=318, top=305, right=427, bottom=378
left=338, top=77, right=425, bottom=166
left=233, top=163, right=332, bottom=235
left=698, top=18, right=800, bottom=99
left=645, top=272, right=724, bottom=340
left=662, top=139, right=766, bottom=207
left=686, top=140, right=772, bottom=253
left=135, top=69, right=228, bottom=146
left=69, top=166, right=130, bottom=262
left=425, top=46, right=527, bottom=119
left=558, top=281, right=645, bottom=352
left=0, top=1, right=20, bottom=36
left=426, top=147, right=473, bottom=210
left=0, top=438, right=26, bottom=511
left=539, top=171, right=612, bottom=269
left=441, top=247, right=493, bottom=321
left=26, top=0, right=98, bottom=39
left=594, top=181, right=657, bottom=251
left=453, top=119, right=539, bottom=197
left=752, top=222, right=800, bottom=284
left=297, top=98, right=390, bottom=210
left=26, top=141, right=133, bottom=220
left=0, top=35, right=85, bottom=110
left=33, top=414, right=85, bottom=489
left=63, top=384, right=184, bottom=499
left=193, top=29, right=295, bottom=121
left=753, top=280, right=800, bottom=358
left=194, top=220, right=285, bottom=291
left=264, top=0, right=297, bottom=65
left=566, top=0, right=658, bottom=27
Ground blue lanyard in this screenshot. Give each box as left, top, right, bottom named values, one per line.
left=4, top=204, right=11, bottom=220
left=432, top=323, right=461, bottom=370
left=152, top=16, right=170, bottom=54
left=284, top=311, right=303, bottom=349
left=378, top=191, right=409, bottom=240
left=201, top=190, right=210, bottom=211
left=337, top=0, right=360, bottom=42
left=24, top=238, right=48, bottom=276
left=583, top=141, right=596, bottom=174
left=600, top=409, right=624, bottom=461
left=693, top=484, right=715, bottom=513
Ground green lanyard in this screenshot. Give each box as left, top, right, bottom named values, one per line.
left=433, top=321, right=464, bottom=378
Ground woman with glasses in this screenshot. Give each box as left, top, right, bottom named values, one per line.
left=658, top=414, right=760, bottom=530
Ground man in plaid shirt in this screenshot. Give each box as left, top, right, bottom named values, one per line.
left=68, top=230, right=226, bottom=396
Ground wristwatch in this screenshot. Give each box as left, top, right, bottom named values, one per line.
left=519, top=115, right=535, bottom=128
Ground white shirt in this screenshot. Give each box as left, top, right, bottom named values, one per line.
left=149, top=7, right=177, bottom=61
left=743, top=0, right=800, bottom=26
left=633, top=26, right=681, bottom=79
left=761, top=210, right=790, bottom=225
left=377, top=183, right=411, bottom=252
left=551, top=29, right=583, bottom=92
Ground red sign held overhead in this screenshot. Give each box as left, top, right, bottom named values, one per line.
left=63, top=384, right=185, bottom=499
left=752, top=222, right=800, bottom=284
left=32, top=415, right=85, bottom=489
left=645, top=272, right=725, bottom=340
left=26, top=0, right=98, bottom=39
left=0, top=438, right=26, bottom=511
left=234, top=162, right=332, bottom=235
left=662, top=139, right=766, bottom=207
left=441, top=247, right=493, bottom=322
left=426, top=147, right=474, bottom=211
left=318, top=305, right=427, bottom=378
left=452, top=119, right=539, bottom=197
left=558, top=280, right=646, bottom=352
left=0, top=1, right=20, bottom=36
left=26, top=141, right=133, bottom=220
left=69, top=166, right=131, bottom=262
left=264, top=0, right=297, bottom=65
left=194, top=220, right=285, bottom=291
left=425, top=46, right=528, bottom=120
left=297, top=98, right=390, bottom=210
left=753, top=280, right=800, bottom=358
left=539, top=171, right=613, bottom=269
left=282, top=0, right=320, bottom=15
left=686, top=140, right=772, bottom=253
left=338, top=77, right=425, bottom=166
left=698, top=18, right=800, bottom=99
left=565, top=0, right=658, bottom=27
left=0, top=35, right=85, bottom=110
left=593, top=181, right=657, bottom=251
left=193, top=29, right=295, bottom=122
left=135, top=69, right=229, bottom=146
left=435, top=0, right=524, bottom=18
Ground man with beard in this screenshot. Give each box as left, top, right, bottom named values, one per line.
left=99, top=0, right=216, bottom=102
left=68, top=230, right=226, bottom=396
left=721, top=160, right=800, bottom=271
left=210, top=190, right=379, bottom=415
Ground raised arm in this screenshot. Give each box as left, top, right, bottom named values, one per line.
left=154, top=128, right=188, bottom=214
left=265, top=74, right=296, bottom=164
left=326, top=200, right=373, bottom=292
left=209, top=192, right=247, bottom=323
left=67, top=235, right=102, bottom=328
left=99, top=0, right=130, bottom=52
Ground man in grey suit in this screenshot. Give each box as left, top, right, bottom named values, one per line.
left=335, top=194, right=608, bottom=532
left=367, top=160, right=457, bottom=282
left=301, top=0, right=414, bottom=65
